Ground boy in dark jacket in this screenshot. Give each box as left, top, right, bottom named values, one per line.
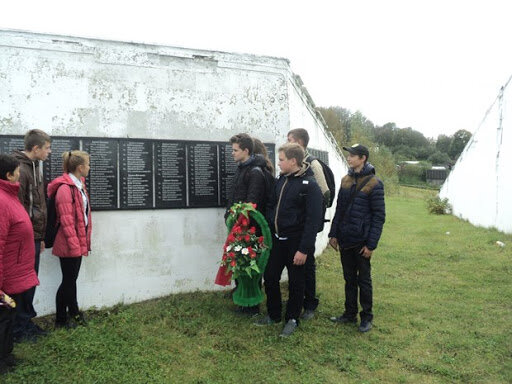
left=255, top=143, right=322, bottom=337
left=11, top=129, right=51, bottom=342
left=225, top=133, right=271, bottom=315
left=328, top=144, right=385, bottom=333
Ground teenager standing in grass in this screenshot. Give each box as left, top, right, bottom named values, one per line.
left=0, top=154, right=39, bottom=374
left=256, top=143, right=322, bottom=337
left=225, top=133, right=271, bottom=316
left=47, top=151, right=92, bottom=329
left=287, top=128, right=329, bottom=321
left=11, top=129, right=51, bottom=342
left=328, top=144, right=385, bottom=333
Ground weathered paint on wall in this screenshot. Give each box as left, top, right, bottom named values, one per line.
left=0, top=30, right=346, bottom=316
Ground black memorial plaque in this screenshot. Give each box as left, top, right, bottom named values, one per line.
left=187, top=142, right=219, bottom=207
left=265, top=143, right=276, bottom=172
left=82, top=138, right=119, bottom=210
left=119, top=140, right=153, bottom=209
left=155, top=141, right=186, bottom=208
left=309, top=148, right=329, bottom=165
left=0, top=135, right=24, bottom=155
left=219, top=143, right=237, bottom=206
left=43, top=137, right=81, bottom=185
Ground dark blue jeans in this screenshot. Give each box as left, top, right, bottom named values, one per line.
left=264, top=236, right=306, bottom=322
left=303, top=245, right=318, bottom=311
left=13, top=241, right=40, bottom=336
left=0, top=305, right=17, bottom=359
left=340, top=245, right=373, bottom=322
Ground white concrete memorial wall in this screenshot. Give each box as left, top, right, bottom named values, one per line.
left=0, top=30, right=347, bottom=315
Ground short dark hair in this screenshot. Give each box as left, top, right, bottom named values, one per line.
left=24, top=129, right=51, bottom=151
left=230, top=133, right=254, bottom=155
left=278, top=143, right=304, bottom=165
left=0, top=154, right=20, bottom=180
left=287, top=128, right=310, bottom=148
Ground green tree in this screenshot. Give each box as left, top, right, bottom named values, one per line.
left=436, top=134, right=452, bottom=155
left=449, top=129, right=472, bottom=159
left=428, top=151, right=452, bottom=165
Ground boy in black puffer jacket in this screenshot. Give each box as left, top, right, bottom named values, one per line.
left=328, top=144, right=385, bottom=333
left=255, top=143, right=322, bottom=337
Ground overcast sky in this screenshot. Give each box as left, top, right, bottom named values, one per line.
left=2, top=0, right=512, bottom=139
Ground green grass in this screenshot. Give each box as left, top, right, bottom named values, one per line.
left=5, top=187, right=512, bottom=383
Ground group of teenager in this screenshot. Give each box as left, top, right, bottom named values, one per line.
left=225, top=129, right=385, bottom=337
left=0, top=129, right=92, bottom=373
left=0, top=127, right=386, bottom=372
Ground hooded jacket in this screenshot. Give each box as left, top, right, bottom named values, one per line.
left=225, top=154, right=269, bottom=217
left=0, top=179, right=40, bottom=295
left=12, top=150, right=47, bottom=240
left=47, top=174, right=92, bottom=257
left=328, top=163, right=385, bottom=250
left=267, top=164, right=323, bottom=256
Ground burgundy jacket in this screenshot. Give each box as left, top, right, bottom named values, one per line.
left=0, top=179, right=39, bottom=295
left=47, top=174, right=92, bottom=258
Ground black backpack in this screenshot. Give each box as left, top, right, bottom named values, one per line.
left=44, top=185, right=73, bottom=248
left=305, top=155, right=336, bottom=208
left=246, top=165, right=275, bottom=214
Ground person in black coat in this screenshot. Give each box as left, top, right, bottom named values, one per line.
left=225, top=134, right=267, bottom=220
left=255, top=143, right=322, bottom=337
left=225, top=133, right=271, bottom=315
left=328, top=144, right=385, bottom=333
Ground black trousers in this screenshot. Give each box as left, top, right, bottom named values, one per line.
left=303, top=245, right=318, bottom=311
left=56, top=256, right=82, bottom=323
left=13, top=240, right=40, bottom=336
left=340, top=245, right=373, bottom=321
left=264, top=236, right=306, bottom=322
left=0, top=304, right=17, bottom=360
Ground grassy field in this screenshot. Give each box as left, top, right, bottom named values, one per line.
left=5, top=187, right=512, bottom=383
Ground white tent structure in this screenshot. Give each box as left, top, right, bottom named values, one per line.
left=440, top=75, right=512, bottom=234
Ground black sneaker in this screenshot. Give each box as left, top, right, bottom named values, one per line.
left=4, top=354, right=18, bottom=367
left=70, top=312, right=88, bottom=327
left=358, top=320, right=372, bottom=333
left=27, top=322, right=47, bottom=336
left=254, top=315, right=281, bottom=326
left=0, top=360, right=10, bottom=375
left=301, top=309, right=315, bottom=321
left=280, top=319, right=298, bottom=337
left=329, top=315, right=357, bottom=324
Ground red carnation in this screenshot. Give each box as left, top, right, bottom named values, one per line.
left=251, top=203, right=257, bottom=209
left=241, top=218, right=249, bottom=227
left=244, top=234, right=251, bottom=242
left=227, top=234, right=235, bottom=243
left=249, top=227, right=256, bottom=234
left=228, top=252, right=235, bottom=258
left=230, top=260, right=236, bottom=267
left=250, top=253, right=256, bottom=259
left=258, top=236, right=264, bottom=243
left=222, top=254, right=228, bottom=261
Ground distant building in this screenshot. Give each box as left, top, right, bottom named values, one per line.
left=426, top=167, right=447, bottom=185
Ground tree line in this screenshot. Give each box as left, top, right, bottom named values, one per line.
left=317, top=106, right=472, bottom=165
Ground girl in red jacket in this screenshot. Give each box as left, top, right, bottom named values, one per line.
left=47, top=150, right=91, bottom=329
left=0, top=154, right=39, bottom=374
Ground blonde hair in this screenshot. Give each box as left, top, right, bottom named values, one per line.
left=62, top=150, right=89, bottom=173
left=278, top=143, right=304, bottom=164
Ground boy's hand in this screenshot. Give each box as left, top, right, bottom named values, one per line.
left=329, top=237, right=338, bottom=251
left=293, top=251, right=307, bottom=265
left=359, top=246, right=373, bottom=259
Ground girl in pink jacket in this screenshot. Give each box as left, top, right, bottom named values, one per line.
left=0, top=154, right=39, bottom=374
left=47, top=150, right=91, bottom=329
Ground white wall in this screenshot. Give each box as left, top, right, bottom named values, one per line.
left=440, top=77, right=512, bottom=234
left=0, top=30, right=345, bottom=316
